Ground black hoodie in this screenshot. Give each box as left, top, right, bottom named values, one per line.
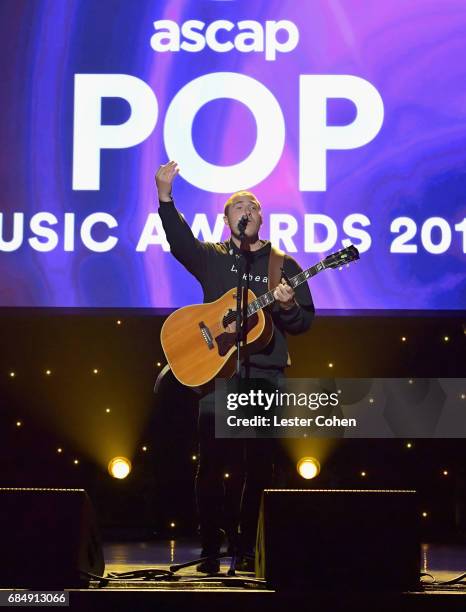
left=159, top=199, right=315, bottom=370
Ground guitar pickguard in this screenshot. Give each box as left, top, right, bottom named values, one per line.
left=215, top=313, right=259, bottom=356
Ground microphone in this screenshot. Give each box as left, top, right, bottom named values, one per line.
left=237, top=215, right=249, bottom=234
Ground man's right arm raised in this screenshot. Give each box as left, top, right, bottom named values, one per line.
left=155, top=161, right=206, bottom=281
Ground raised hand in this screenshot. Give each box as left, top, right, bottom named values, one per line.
left=155, top=160, right=180, bottom=200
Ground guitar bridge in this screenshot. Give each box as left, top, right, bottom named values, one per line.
left=199, top=321, right=214, bottom=350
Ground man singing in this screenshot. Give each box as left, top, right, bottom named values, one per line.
left=156, top=160, right=314, bottom=573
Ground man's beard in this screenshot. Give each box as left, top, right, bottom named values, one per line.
left=231, top=226, right=259, bottom=241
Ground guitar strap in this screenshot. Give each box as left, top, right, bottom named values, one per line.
left=267, top=245, right=285, bottom=292
left=267, top=245, right=292, bottom=367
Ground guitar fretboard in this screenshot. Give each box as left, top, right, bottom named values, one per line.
left=246, top=261, right=325, bottom=317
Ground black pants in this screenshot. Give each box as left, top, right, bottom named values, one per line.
left=195, top=367, right=283, bottom=555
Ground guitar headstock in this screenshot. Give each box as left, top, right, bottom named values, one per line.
left=323, top=244, right=360, bottom=269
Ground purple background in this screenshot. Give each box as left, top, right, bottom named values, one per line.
left=0, top=0, right=465, bottom=309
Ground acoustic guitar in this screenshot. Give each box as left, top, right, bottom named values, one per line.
left=161, top=245, right=359, bottom=386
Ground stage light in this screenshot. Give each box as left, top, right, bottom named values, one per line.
left=93, top=368, right=99, bottom=374
left=105, top=408, right=111, bottom=413
left=57, top=448, right=63, bottom=454
left=401, top=336, right=407, bottom=342
left=16, top=421, right=22, bottom=428
left=443, top=470, right=449, bottom=476
left=9, top=372, right=15, bottom=378
left=108, top=457, right=131, bottom=479
left=297, top=457, right=320, bottom=480
left=443, top=336, right=449, bottom=342
left=328, top=362, right=333, bottom=368
left=170, top=522, right=176, bottom=528
left=360, top=471, right=367, bottom=477
left=74, top=459, right=79, bottom=465
left=461, top=394, right=465, bottom=400
left=157, top=362, right=161, bottom=367
left=45, top=369, right=51, bottom=375
left=422, top=511, right=428, bottom=518
left=192, top=455, right=197, bottom=461
left=142, top=446, right=148, bottom=452
left=369, top=397, right=374, bottom=404
left=116, top=320, right=122, bottom=325
left=406, top=442, right=413, bottom=449
left=408, top=379, right=414, bottom=384
left=224, top=473, right=230, bottom=479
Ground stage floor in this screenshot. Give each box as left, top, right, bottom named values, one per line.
left=102, top=538, right=265, bottom=590
left=3, top=539, right=466, bottom=611
left=102, top=538, right=466, bottom=583
left=97, top=539, right=466, bottom=596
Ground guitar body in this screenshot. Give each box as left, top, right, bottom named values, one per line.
left=161, top=288, right=273, bottom=387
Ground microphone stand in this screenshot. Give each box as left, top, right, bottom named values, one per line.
left=230, top=221, right=250, bottom=576
left=183, top=219, right=253, bottom=578
left=234, top=223, right=248, bottom=380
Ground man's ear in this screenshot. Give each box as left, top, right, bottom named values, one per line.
left=223, top=214, right=230, bottom=228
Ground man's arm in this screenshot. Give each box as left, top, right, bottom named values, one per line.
left=155, top=161, right=207, bottom=281
left=275, top=256, right=315, bottom=335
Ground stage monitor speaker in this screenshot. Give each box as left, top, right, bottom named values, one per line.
left=0, top=488, right=105, bottom=588
left=256, top=489, right=420, bottom=591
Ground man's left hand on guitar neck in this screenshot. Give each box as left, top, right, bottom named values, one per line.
left=273, top=279, right=297, bottom=311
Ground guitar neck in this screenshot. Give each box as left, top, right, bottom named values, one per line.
left=246, top=260, right=325, bottom=317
